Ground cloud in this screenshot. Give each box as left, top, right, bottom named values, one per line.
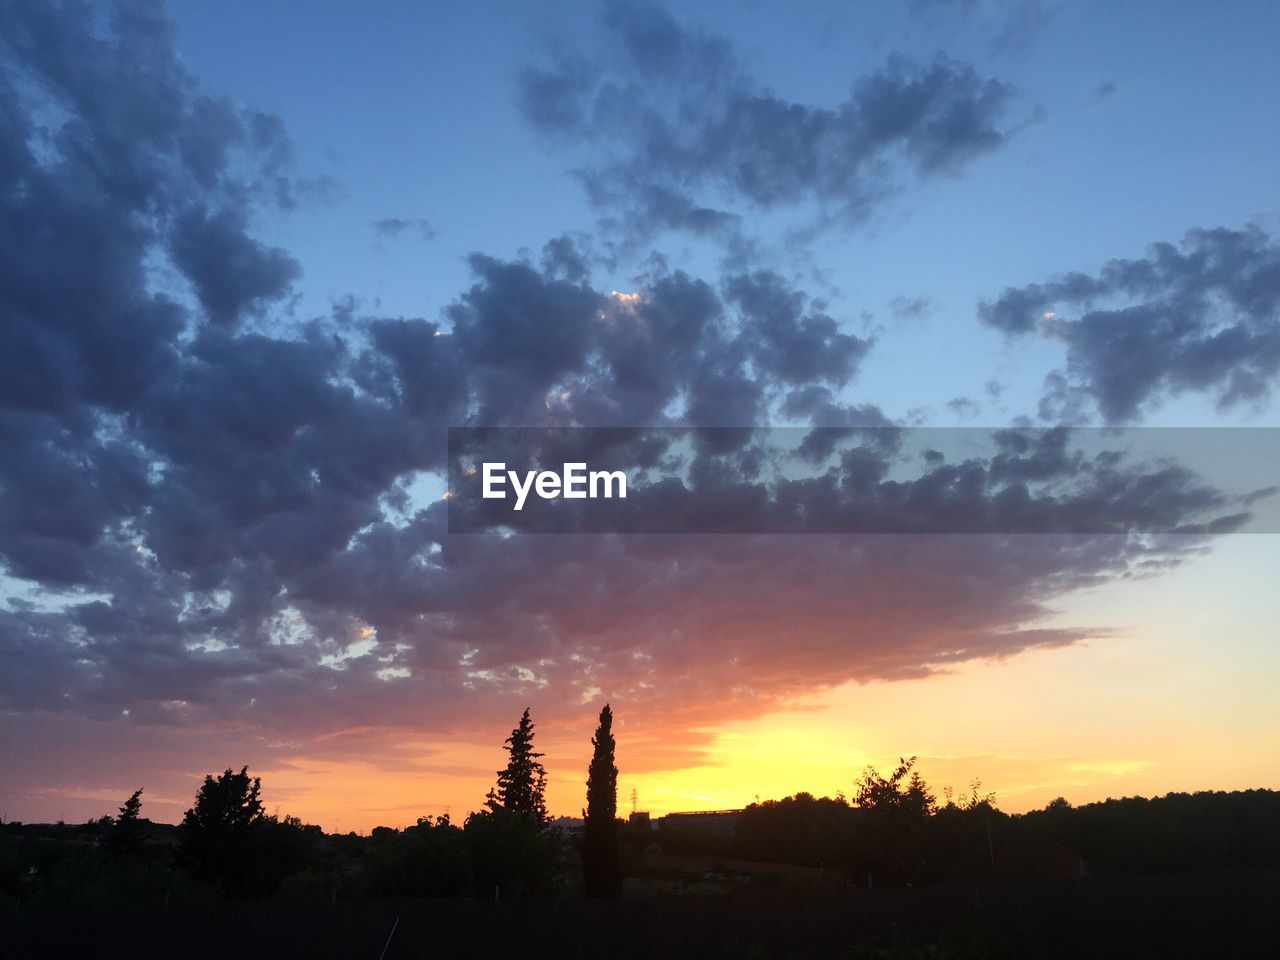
left=979, top=226, right=1280, bottom=421
left=519, top=1, right=1020, bottom=251
left=427, top=253, right=873, bottom=430
left=540, top=234, right=591, bottom=283
left=371, top=217, right=436, bottom=242
left=0, top=0, right=301, bottom=426
left=725, top=272, right=872, bottom=386
left=169, top=207, right=299, bottom=325
left=0, top=0, right=1249, bottom=817
left=890, top=295, right=936, bottom=323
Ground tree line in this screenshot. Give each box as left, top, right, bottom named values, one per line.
left=4, top=714, right=1280, bottom=910
left=0, top=705, right=619, bottom=907
left=705, top=758, right=1280, bottom=887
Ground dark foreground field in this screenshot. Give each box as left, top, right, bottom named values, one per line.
left=4, top=869, right=1278, bottom=960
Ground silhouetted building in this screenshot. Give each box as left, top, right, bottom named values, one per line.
left=657, top=809, right=742, bottom=838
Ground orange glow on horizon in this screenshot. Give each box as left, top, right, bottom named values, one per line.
left=34, top=538, right=1278, bottom=835
left=236, top=628, right=1278, bottom=834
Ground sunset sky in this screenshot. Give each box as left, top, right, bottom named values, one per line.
left=2, top=0, right=1278, bottom=833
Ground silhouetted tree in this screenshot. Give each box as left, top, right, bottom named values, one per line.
left=117, top=788, right=143, bottom=825
left=464, top=805, right=562, bottom=898
left=107, top=788, right=144, bottom=858
left=183, top=766, right=264, bottom=837
left=854, top=756, right=936, bottom=816
left=851, top=757, right=936, bottom=884
left=465, top=708, right=563, bottom=896
left=487, top=708, right=549, bottom=824
left=368, top=815, right=472, bottom=897
left=583, top=703, right=621, bottom=897
left=737, top=792, right=856, bottom=867
left=933, top=779, right=1003, bottom=880
left=180, top=766, right=266, bottom=895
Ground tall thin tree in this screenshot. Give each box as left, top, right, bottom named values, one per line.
left=583, top=703, right=621, bottom=897
left=488, top=708, right=549, bottom=824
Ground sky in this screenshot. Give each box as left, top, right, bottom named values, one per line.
left=1, top=0, right=1278, bottom=832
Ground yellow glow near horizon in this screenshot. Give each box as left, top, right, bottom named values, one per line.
left=129, top=537, right=1280, bottom=835
left=250, top=630, right=1277, bottom=833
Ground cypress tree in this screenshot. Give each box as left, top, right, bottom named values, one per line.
left=489, top=708, right=549, bottom=824
left=583, top=703, right=621, bottom=897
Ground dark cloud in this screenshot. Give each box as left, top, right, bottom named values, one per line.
left=432, top=256, right=873, bottom=430
left=0, top=0, right=1250, bottom=804
left=724, top=272, right=872, bottom=386
left=781, top=387, right=894, bottom=428
left=540, top=234, right=591, bottom=284
left=371, top=217, right=436, bottom=241
left=519, top=1, right=1019, bottom=250
left=979, top=226, right=1280, bottom=421
left=448, top=255, right=604, bottom=423
left=0, top=0, right=901, bottom=744
left=169, top=207, right=299, bottom=325
left=0, top=0, right=301, bottom=428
